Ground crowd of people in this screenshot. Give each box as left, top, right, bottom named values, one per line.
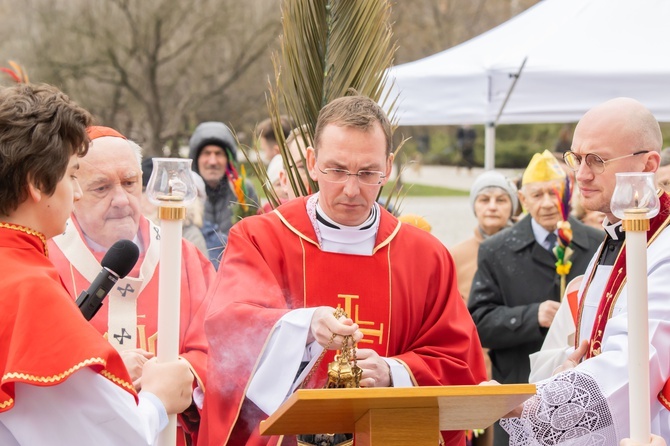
left=1, top=82, right=669, bottom=446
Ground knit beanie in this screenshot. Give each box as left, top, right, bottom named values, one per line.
left=469, top=170, right=519, bottom=215
left=188, top=121, right=237, bottom=175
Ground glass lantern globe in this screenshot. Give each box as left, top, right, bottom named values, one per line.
left=610, top=172, right=659, bottom=220
left=146, top=158, right=197, bottom=207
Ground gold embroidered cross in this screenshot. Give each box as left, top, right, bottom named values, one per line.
left=338, top=294, right=384, bottom=345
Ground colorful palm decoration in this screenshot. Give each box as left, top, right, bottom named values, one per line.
left=553, top=176, right=574, bottom=298
left=0, top=60, right=29, bottom=84
left=228, top=161, right=257, bottom=222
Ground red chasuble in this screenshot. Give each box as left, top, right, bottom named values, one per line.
left=47, top=215, right=213, bottom=444
left=48, top=216, right=210, bottom=381
left=0, top=224, right=135, bottom=413
left=201, top=197, right=487, bottom=446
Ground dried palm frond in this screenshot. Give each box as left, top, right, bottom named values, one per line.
left=241, top=0, right=399, bottom=206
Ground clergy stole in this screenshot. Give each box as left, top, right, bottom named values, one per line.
left=54, top=218, right=160, bottom=353
left=575, top=191, right=670, bottom=409
left=298, top=241, right=392, bottom=388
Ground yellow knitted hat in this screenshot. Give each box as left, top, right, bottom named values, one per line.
left=522, top=150, right=566, bottom=186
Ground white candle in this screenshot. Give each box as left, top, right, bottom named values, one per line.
left=157, top=217, right=183, bottom=446
left=627, top=226, right=651, bottom=443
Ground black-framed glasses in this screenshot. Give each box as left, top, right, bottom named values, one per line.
left=317, top=166, right=386, bottom=185
left=563, top=150, right=649, bottom=174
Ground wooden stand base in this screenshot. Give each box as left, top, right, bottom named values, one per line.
left=260, top=384, right=536, bottom=445
left=355, top=407, right=438, bottom=446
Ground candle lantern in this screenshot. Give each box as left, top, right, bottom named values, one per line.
left=146, top=158, right=196, bottom=446
left=146, top=158, right=197, bottom=211
left=611, top=172, right=659, bottom=222
left=610, top=172, right=659, bottom=444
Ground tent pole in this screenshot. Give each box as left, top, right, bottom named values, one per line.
left=485, top=123, right=495, bottom=170
left=485, top=57, right=527, bottom=171
left=494, top=57, right=528, bottom=124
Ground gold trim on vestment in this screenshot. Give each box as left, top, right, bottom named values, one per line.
left=225, top=322, right=282, bottom=446
left=274, top=209, right=320, bottom=248
left=300, top=237, right=307, bottom=306
left=0, top=398, right=13, bottom=410
left=100, top=370, right=136, bottom=392
left=659, top=391, right=670, bottom=410
left=385, top=243, right=393, bottom=357
left=275, top=207, right=403, bottom=254
left=392, top=357, right=419, bottom=387
left=3, top=357, right=134, bottom=393
left=647, top=211, right=670, bottom=246
left=181, top=356, right=205, bottom=394
left=597, top=210, right=670, bottom=323
left=0, top=222, right=48, bottom=256
left=575, top=237, right=626, bottom=348
left=223, top=209, right=319, bottom=445
left=373, top=221, right=402, bottom=255
left=575, top=194, right=670, bottom=348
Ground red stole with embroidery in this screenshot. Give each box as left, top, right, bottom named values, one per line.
left=297, top=243, right=392, bottom=388
left=574, top=192, right=670, bottom=409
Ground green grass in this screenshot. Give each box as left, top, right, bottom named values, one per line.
left=248, top=175, right=265, bottom=197
left=246, top=174, right=467, bottom=198
left=399, top=182, right=469, bottom=197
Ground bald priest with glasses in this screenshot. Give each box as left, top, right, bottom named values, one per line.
left=502, top=98, right=670, bottom=445
left=200, top=95, right=487, bottom=446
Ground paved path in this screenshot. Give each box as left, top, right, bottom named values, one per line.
left=393, top=165, right=522, bottom=248
left=399, top=196, right=476, bottom=248
left=399, top=165, right=521, bottom=192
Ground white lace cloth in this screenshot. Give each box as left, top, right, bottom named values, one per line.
left=501, top=370, right=617, bottom=446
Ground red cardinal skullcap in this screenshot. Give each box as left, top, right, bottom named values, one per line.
left=87, top=125, right=127, bottom=140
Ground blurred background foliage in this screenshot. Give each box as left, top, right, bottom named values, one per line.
left=1, top=0, right=669, bottom=168
left=395, top=123, right=575, bottom=169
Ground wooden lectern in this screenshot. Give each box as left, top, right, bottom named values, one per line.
left=260, top=384, right=535, bottom=446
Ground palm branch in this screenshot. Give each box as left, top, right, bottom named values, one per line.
left=241, top=0, right=400, bottom=207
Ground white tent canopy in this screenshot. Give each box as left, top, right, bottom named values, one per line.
left=387, top=0, right=670, bottom=167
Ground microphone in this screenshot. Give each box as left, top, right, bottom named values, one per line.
left=76, top=239, right=140, bottom=321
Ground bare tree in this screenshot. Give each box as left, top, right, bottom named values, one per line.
left=0, top=0, right=545, bottom=159
left=0, top=0, right=280, bottom=156
left=391, top=0, right=541, bottom=64
left=388, top=0, right=542, bottom=166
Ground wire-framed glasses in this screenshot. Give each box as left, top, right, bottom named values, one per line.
left=317, top=166, right=386, bottom=185
left=563, top=150, right=649, bottom=174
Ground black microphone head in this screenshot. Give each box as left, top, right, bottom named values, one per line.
left=101, top=239, right=140, bottom=278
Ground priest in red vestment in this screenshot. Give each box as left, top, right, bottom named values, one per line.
left=201, top=95, right=487, bottom=446
left=0, top=83, right=193, bottom=445
left=47, top=126, right=215, bottom=445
